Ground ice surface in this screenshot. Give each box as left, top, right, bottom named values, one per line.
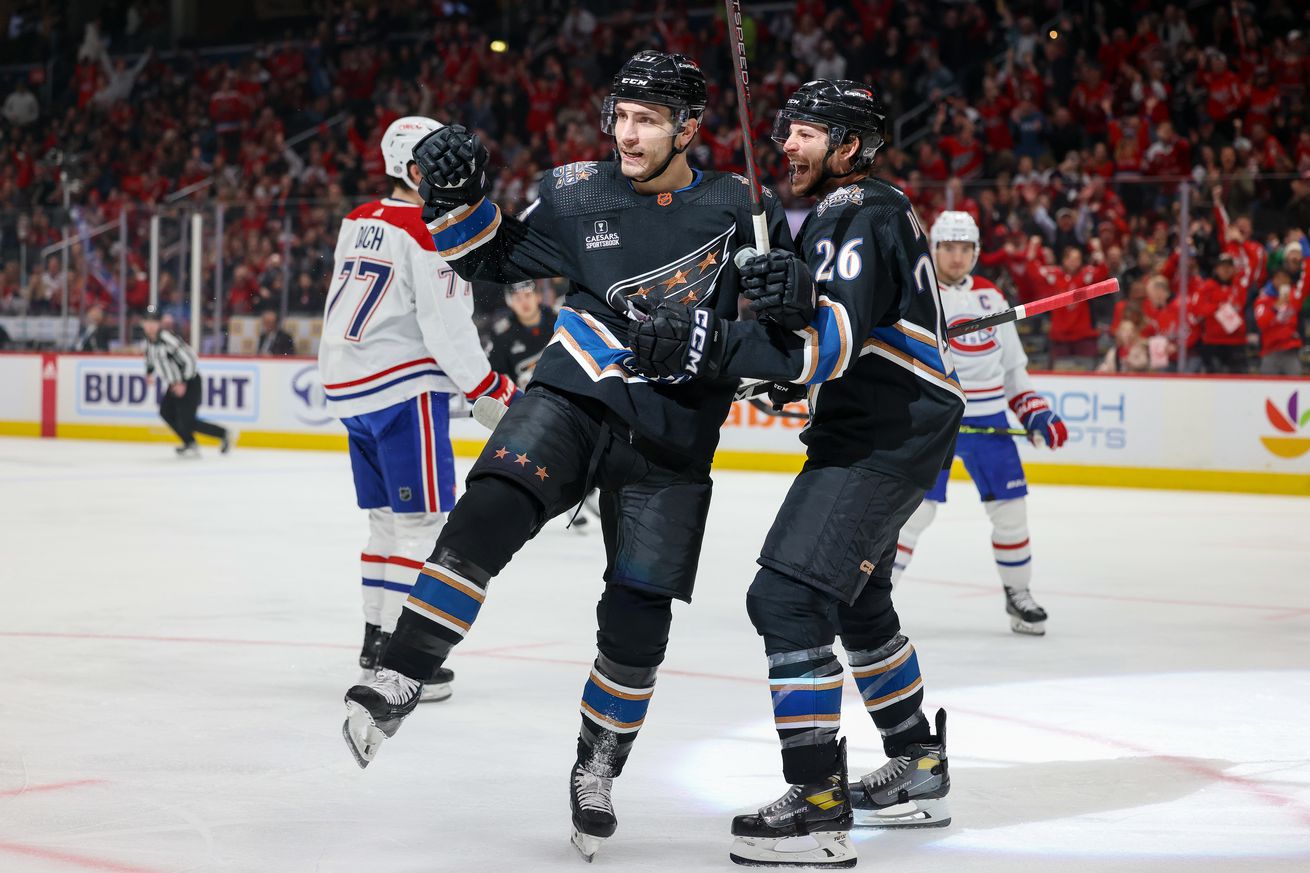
left=1, top=437, right=1308, bottom=873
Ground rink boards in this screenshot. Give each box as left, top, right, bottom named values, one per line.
left=0, top=352, right=1307, bottom=495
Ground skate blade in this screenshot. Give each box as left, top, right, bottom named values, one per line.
left=342, top=700, right=386, bottom=769
left=729, top=832, right=856, bottom=868
left=571, top=828, right=606, bottom=863
left=419, top=681, right=452, bottom=703
left=1009, top=617, right=1046, bottom=636
left=853, top=795, right=951, bottom=829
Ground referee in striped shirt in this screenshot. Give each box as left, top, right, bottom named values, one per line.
left=142, top=306, right=231, bottom=457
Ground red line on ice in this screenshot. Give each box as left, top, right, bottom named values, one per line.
left=949, top=704, right=1310, bottom=828
left=0, top=841, right=167, bottom=873
left=0, top=778, right=106, bottom=799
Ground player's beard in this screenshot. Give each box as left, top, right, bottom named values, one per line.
left=788, top=151, right=829, bottom=198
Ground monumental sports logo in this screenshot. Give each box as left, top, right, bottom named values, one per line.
left=1261, top=391, right=1310, bottom=459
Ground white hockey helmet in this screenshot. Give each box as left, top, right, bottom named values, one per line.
left=381, top=116, right=441, bottom=190
left=930, top=210, right=980, bottom=271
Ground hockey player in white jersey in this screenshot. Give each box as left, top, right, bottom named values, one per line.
left=319, top=116, right=520, bottom=698
left=892, top=211, right=1066, bottom=635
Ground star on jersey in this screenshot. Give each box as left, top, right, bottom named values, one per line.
left=534, top=466, right=549, bottom=481
left=605, top=224, right=736, bottom=319
left=514, top=453, right=531, bottom=466
left=493, top=447, right=509, bottom=459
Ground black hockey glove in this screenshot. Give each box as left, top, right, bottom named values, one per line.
left=766, top=381, right=807, bottom=411
left=737, top=248, right=816, bottom=332
left=627, top=303, right=723, bottom=380
left=413, top=124, right=492, bottom=216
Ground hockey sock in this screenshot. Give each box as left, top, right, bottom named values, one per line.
left=891, top=499, right=937, bottom=585
left=379, top=512, right=444, bottom=632
left=360, top=508, right=396, bottom=627
left=847, top=635, right=930, bottom=757
left=986, top=498, right=1032, bottom=590
left=769, top=647, right=845, bottom=784
left=577, top=654, right=657, bottom=778
left=382, top=548, right=490, bottom=682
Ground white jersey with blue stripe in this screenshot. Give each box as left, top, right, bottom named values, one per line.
left=318, top=197, right=495, bottom=419
left=937, top=274, right=1035, bottom=418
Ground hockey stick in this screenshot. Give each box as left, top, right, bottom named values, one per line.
left=946, top=278, right=1119, bottom=338
left=746, top=398, right=1027, bottom=436
left=723, top=0, right=770, bottom=256
left=734, top=278, right=1121, bottom=402
left=959, top=425, right=1027, bottom=436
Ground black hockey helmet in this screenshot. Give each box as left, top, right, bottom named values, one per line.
left=601, top=50, right=707, bottom=135
left=771, top=79, right=887, bottom=172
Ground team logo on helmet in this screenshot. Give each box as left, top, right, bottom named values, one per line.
left=605, top=224, right=735, bottom=319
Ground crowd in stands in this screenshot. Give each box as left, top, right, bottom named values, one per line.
left=1, top=0, right=1308, bottom=373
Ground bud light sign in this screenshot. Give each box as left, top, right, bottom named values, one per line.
left=75, top=360, right=260, bottom=422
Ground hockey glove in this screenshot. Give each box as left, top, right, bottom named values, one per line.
left=413, top=124, right=492, bottom=215
left=736, top=248, right=816, bottom=332
left=766, top=381, right=807, bottom=411
left=466, top=371, right=521, bottom=410
left=627, top=303, right=723, bottom=380
left=1010, top=390, right=1067, bottom=449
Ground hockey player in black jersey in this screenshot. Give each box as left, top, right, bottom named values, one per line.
left=630, top=80, right=965, bottom=867
left=340, top=50, right=793, bottom=862
left=486, top=280, right=552, bottom=388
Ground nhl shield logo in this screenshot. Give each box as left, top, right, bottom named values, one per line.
left=398, top=486, right=413, bottom=502
left=605, top=224, right=736, bottom=318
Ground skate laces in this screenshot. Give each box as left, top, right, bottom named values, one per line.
left=573, top=767, right=614, bottom=815
left=1008, top=588, right=1040, bottom=611
left=761, top=783, right=804, bottom=816
left=864, top=755, right=912, bottom=790
left=371, top=668, right=420, bottom=705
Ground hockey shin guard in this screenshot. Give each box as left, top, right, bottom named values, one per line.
left=382, top=548, right=490, bottom=682
left=986, top=498, right=1033, bottom=590
left=768, top=646, right=845, bottom=784
left=379, top=511, right=444, bottom=632
left=848, top=635, right=930, bottom=757
left=577, top=654, right=657, bottom=777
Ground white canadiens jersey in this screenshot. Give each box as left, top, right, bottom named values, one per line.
left=319, top=198, right=493, bottom=419
left=938, top=274, right=1036, bottom=417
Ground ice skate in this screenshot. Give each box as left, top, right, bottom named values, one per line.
left=419, top=666, right=454, bottom=702
left=1004, top=586, right=1047, bottom=636
left=849, top=709, right=950, bottom=828
left=342, top=668, right=420, bottom=768
left=175, top=443, right=200, bottom=459
left=356, top=622, right=385, bottom=684
left=730, top=739, right=855, bottom=868
left=569, top=761, right=616, bottom=862
left=219, top=431, right=235, bottom=454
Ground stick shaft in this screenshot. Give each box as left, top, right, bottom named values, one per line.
left=723, top=0, right=769, bottom=252
left=946, top=278, right=1119, bottom=338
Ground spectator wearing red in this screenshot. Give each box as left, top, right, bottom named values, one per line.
left=1197, top=51, right=1246, bottom=124
left=1213, top=192, right=1267, bottom=294
left=1192, top=253, right=1251, bottom=373
left=1254, top=268, right=1308, bottom=375
left=1143, top=121, right=1191, bottom=179
left=974, top=76, right=1014, bottom=151
left=937, top=113, right=985, bottom=180
left=1020, top=245, right=1106, bottom=367
left=1069, top=65, right=1112, bottom=139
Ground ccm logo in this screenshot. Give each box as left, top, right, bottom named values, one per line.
left=686, top=308, right=712, bottom=375
left=859, top=560, right=875, bottom=575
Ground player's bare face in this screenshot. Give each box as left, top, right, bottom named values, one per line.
left=935, top=241, right=975, bottom=285
left=781, top=121, right=830, bottom=197
left=612, top=101, right=678, bottom=180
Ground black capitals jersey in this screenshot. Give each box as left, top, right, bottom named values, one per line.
left=431, top=160, right=792, bottom=466
left=718, top=178, right=966, bottom=488
left=487, top=304, right=553, bottom=387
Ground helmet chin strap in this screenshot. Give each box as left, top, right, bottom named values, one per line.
left=807, top=142, right=863, bottom=197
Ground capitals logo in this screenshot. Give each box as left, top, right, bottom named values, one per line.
left=946, top=315, right=999, bottom=356
left=605, top=224, right=735, bottom=319
left=553, top=161, right=599, bottom=189
left=1261, top=391, right=1310, bottom=459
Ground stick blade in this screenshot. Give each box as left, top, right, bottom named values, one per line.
left=472, top=396, right=506, bottom=431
